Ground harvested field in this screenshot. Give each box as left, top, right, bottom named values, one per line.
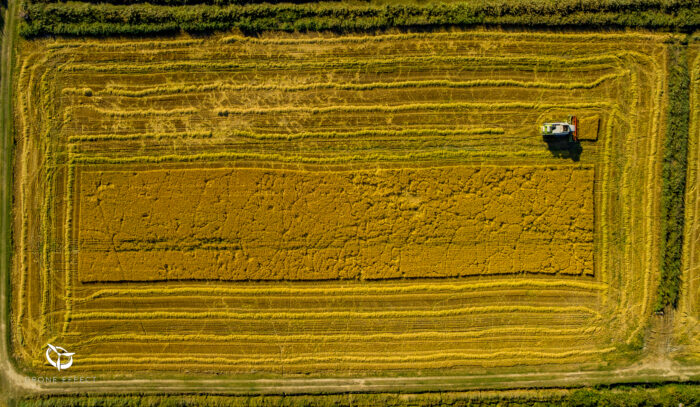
left=11, top=31, right=668, bottom=376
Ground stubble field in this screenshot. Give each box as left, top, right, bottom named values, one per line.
left=11, top=31, right=668, bottom=376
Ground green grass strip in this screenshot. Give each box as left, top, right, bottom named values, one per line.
left=655, top=41, right=691, bottom=311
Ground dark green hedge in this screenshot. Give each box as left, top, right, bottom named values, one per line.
left=28, top=0, right=344, bottom=5
left=19, top=0, right=700, bottom=37
left=16, top=384, right=700, bottom=407
left=655, top=40, right=691, bottom=312
left=19, top=0, right=700, bottom=12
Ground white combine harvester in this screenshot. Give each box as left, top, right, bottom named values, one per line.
left=540, top=115, right=578, bottom=143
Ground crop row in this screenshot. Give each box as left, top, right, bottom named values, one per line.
left=73, top=280, right=605, bottom=302
left=68, top=305, right=601, bottom=321
left=68, top=326, right=601, bottom=347
left=72, top=348, right=614, bottom=366
left=70, top=150, right=553, bottom=165
left=56, top=53, right=626, bottom=73
left=61, top=74, right=624, bottom=98
left=69, top=101, right=615, bottom=119
left=50, top=358, right=598, bottom=373
left=67, top=129, right=504, bottom=143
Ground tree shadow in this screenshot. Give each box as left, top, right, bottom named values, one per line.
left=543, top=136, right=582, bottom=162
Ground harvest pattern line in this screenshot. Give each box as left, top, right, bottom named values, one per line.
left=61, top=74, right=625, bottom=98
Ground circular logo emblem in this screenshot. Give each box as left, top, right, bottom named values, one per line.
left=45, top=344, right=74, bottom=371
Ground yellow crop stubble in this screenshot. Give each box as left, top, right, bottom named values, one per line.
left=10, top=31, right=672, bottom=375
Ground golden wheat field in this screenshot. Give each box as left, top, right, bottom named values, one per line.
left=11, top=31, right=669, bottom=375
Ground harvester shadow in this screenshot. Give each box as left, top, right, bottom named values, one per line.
left=543, top=137, right=582, bottom=162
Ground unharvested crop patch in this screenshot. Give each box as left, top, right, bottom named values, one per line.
left=77, top=166, right=593, bottom=282
left=11, top=31, right=668, bottom=376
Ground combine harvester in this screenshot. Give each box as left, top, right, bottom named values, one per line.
left=541, top=115, right=579, bottom=143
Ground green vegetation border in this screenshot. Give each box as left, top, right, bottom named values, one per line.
left=656, top=39, right=690, bottom=311
left=15, top=384, right=700, bottom=407
left=19, top=0, right=700, bottom=38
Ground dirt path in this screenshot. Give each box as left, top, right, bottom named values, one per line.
left=0, top=0, right=40, bottom=401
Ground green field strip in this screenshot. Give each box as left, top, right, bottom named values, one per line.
left=61, top=73, right=625, bottom=98
left=68, top=305, right=601, bottom=321
left=73, top=280, right=606, bottom=303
